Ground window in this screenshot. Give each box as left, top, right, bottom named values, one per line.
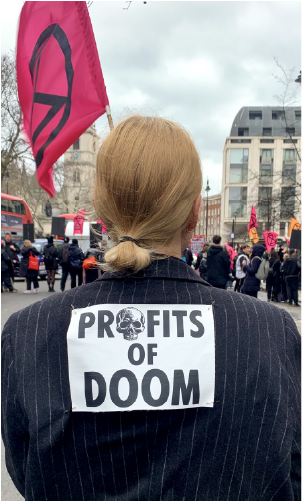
left=238, top=128, right=249, bottom=136
left=272, top=110, right=285, bottom=120
left=230, top=149, right=249, bottom=183
left=282, top=149, right=297, bottom=183
left=1, top=198, right=26, bottom=214
left=295, top=110, right=301, bottom=120
left=259, top=149, right=274, bottom=184
left=279, top=222, right=286, bottom=235
left=286, top=127, right=295, bottom=136
left=249, top=111, right=262, bottom=120
left=73, top=169, right=80, bottom=183
left=263, top=128, right=272, bottom=136
left=228, top=187, right=247, bottom=217
left=280, top=187, right=295, bottom=219
left=231, top=139, right=251, bottom=143
left=258, top=187, right=272, bottom=220
left=283, top=139, right=297, bottom=143
left=260, top=139, right=274, bottom=143
left=73, top=139, right=80, bottom=150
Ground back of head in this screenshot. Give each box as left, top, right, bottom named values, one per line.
left=212, top=235, right=221, bottom=245
left=270, top=250, right=278, bottom=260
left=252, top=244, right=265, bottom=257
left=94, top=115, right=202, bottom=272
left=64, top=236, right=70, bottom=244
left=72, top=239, right=78, bottom=246
left=23, top=239, right=31, bottom=247
left=289, top=248, right=295, bottom=256
left=48, top=236, right=54, bottom=245
left=203, top=245, right=209, bottom=254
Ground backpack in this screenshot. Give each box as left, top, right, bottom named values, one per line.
left=44, top=246, right=54, bottom=267
left=61, top=245, right=69, bottom=265
left=268, top=260, right=277, bottom=277
left=254, top=256, right=270, bottom=280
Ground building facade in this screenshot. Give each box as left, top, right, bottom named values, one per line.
left=196, top=192, right=221, bottom=243
left=221, top=106, right=301, bottom=245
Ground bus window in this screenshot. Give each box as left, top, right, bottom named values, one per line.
left=1, top=199, right=8, bottom=212
left=11, top=200, right=26, bottom=215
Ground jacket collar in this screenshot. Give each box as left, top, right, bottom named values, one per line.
left=98, top=256, right=210, bottom=286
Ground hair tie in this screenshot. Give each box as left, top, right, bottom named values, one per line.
left=118, top=236, right=140, bottom=246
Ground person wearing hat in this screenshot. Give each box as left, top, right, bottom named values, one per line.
left=2, top=116, right=300, bottom=501
left=4, top=232, right=20, bottom=289
left=1, top=240, right=17, bottom=293
left=281, top=249, right=301, bottom=306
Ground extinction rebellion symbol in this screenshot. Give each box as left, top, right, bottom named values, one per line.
left=29, top=24, right=74, bottom=169
left=267, top=232, right=277, bottom=247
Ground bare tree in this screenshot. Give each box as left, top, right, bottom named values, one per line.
left=1, top=51, right=33, bottom=181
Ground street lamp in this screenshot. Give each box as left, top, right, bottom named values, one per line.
left=205, top=178, right=211, bottom=241
left=295, top=70, right=302, bottom=87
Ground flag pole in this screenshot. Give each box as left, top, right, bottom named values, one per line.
left=106, top=105, right=114, bottom=131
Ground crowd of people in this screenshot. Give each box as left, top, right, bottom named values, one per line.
left=1, top=233, right=105, bottom=294
left=183, top=235, right=301, bottom=306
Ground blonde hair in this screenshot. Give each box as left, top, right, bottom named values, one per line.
left=94, top=115, right=202, bottom=272
left=283, top=253, right=289, bottom=260
left=23, top=239, right=32, bottom=247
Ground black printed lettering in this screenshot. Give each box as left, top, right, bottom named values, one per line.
left=172, top=310, right=187, bottom=337
left=128, top=344, right=145, bottom=365
left=109, top=370, right=138, bottom=408
left=84, top=372, right=106, bottom=407
left=172, top=370, right=200, bottom=405
left=147, top=344, right=157, bottom=364
left=163, top=310, right=170, bottom=337
left=147, top=310, right=160, bottom=337
left=141, top=369, right=169, bottom=407
left=189, top=311, right=204, bottom=338
left=98, top=310, right=115, bottom=338
left=78, top=312, right=95, bottom=338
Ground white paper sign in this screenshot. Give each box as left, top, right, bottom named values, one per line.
left=67, top=304, right=215, bottom=412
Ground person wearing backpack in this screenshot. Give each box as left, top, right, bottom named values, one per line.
left=68, top=238, right=84, bottom=288
left=266, top=250, right=281, bottom=302
left=234, top=245, right=250, bottom=292
left=58, top=236, right=70, bottom=292
left=43, top=236, right=59, bottom=292
left=241, top=244, right=267, bottom=298
left=83, top=242, right=104, bottom=284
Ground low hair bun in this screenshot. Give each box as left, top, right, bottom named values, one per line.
left=104, top=240, right=151, bottom=272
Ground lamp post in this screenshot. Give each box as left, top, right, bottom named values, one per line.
left=295, top=70, right=302, bottom=87
left=205, top=178, right=211, bottom=241
left=233, top=209, right=237, bottom=248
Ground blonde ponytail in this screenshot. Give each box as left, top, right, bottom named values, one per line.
left=94, top=115, right=202, bottom=273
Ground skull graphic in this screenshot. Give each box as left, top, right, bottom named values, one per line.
left=116, top=308, right=145, bottom=341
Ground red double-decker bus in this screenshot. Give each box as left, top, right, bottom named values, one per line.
left=1, top=193, right=33, bottom=242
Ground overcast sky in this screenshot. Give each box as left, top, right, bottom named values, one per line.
left=1, top=1, right=301, bottom=195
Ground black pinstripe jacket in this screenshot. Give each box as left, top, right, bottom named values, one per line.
left=2, top=257, right=301, bottom=501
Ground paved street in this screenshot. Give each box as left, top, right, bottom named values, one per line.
left=1, top=278, right=301, bottom=501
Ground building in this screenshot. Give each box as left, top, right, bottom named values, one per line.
left=62, top=124, right=99, bottom=215
left=221, top=106, right=301, bottom=245
left=196, top=192, right=221, bottom=243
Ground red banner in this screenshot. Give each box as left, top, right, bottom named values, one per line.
left=17, top=1, right=109, bottom=197
left=247, top=205, right=258, bottom=232
left=225, top=244, right=237, bottom=269
left=74, top=209, right=86, bottom=235
left=263, top=231, right=279, bottom=252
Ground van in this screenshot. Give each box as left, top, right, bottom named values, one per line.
left=65, top=221, right=107, bottom=253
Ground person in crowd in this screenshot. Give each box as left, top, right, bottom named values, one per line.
left=278, top=244, right=285, bottom=263
left=83, top=242, right=104, bottom=284
left=4, top=232, right=20, bottom=288
left=58, top=236, right=70, bottom=292
left=1, top=241, right=17, bottom=293
left=43, top=236, right=58, bottom=292
left=2, top=116, right=300, bottom=502
left=234, top=244, right=250, bottom=292
left=266, top=249, right=281, bottom=302
left=241, top=244, right=267, bottom=298
left=19, top=239, right=40, bottom=294
left=68, top=238, right=84, bottom=288
left=280, top=252, right=289, bottom=302
left=206, top=235, right=230, bottom=289
left=198, top=245, right=208, bottom=281
left=181, top=247, right=193, bottom=267
left=281, top=249, right=301, bottom=306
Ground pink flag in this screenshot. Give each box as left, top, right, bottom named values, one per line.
left=225, top=244, right=237, bottom=269
left=97, top=218, right=108, bottom=234
left=17, top=1, right=109, bottom=197
left=263, top=231, right=279, bottom=252
left=74, top=209, right=86, bottom=235
left=247, top=205, right=258, bottom=232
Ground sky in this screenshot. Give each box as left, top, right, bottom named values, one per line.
left=1, top=1, right=301, bottom=196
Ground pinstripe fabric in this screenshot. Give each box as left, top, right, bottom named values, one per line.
left=1, top=257, right=301, bottom=501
